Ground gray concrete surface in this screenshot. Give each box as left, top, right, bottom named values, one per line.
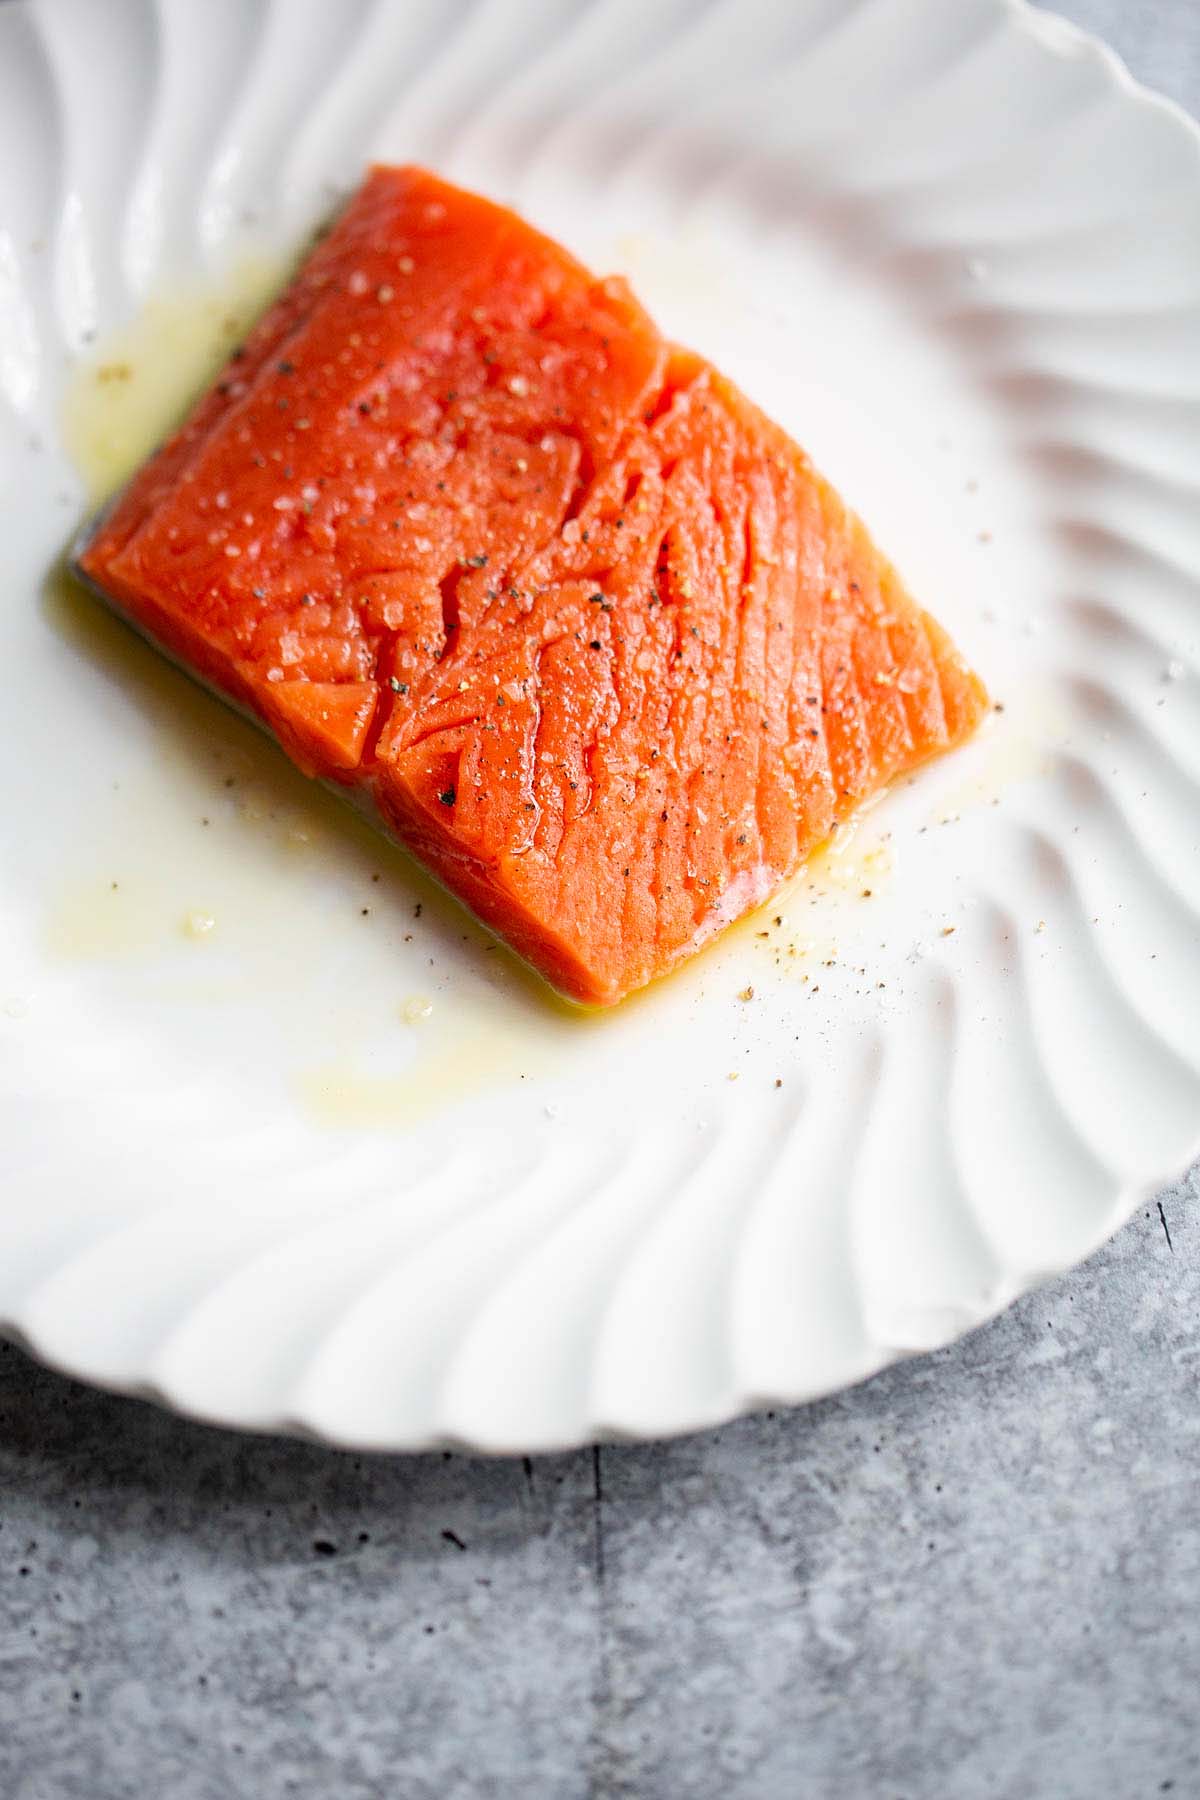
left=3, top=3, right=1199, bottom=1796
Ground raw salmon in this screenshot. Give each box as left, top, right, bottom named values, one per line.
left=76, top=165, right=987, bottom=1006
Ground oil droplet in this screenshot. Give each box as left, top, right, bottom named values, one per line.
left=803, top=821, right=896, bottom=897
left=184, top=910, right=216, bottom=939
left=402, top=995, right=434, bottom=1024
left=299, top=1030, right=528, bottom=1130
left=238, top=785, right=272, bottom=823
left=62, top=253, right=291, bottom=507
left=46, top=876, right=164, bottom=960
left=930, top=689, right=1064, bottom=819
left=283, top=812, right=320, bottom=850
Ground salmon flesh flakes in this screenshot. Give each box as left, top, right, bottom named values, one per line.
left=75, top=164, right=987, bottom=1006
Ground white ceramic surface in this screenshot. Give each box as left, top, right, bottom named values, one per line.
left=1, top=0, right=1198, bottom=1452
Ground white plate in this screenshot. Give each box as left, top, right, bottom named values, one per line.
left=1, top=0, right=1198, bottom=1452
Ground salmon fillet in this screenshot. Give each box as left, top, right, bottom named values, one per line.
left=76, top=165, right=987, bottom=1006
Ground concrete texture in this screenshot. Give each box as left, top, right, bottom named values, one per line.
left=1, top=1167, right=1197, bottom=1799
left=2, top=3, right=1199, bottom=1796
